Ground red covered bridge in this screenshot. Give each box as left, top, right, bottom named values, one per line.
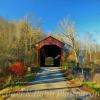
left=35, top=36, right=65, bottom=67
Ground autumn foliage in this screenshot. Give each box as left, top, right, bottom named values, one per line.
left=9, top=61, right=26, bottom=76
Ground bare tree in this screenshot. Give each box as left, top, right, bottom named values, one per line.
left=55, top=17, right=80, bottom=63
left=83, top=32, right=95, bottom=63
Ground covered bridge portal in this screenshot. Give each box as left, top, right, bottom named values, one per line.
left=35, top=36, right=65, bottom=67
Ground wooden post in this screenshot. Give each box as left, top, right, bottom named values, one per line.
left=37, top=49, right=40, bottom=67
left=60, top=49, right=64, bottom=67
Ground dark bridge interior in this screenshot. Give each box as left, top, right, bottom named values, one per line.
left=40, top=45, right=61, bottom=67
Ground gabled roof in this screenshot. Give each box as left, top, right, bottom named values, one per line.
left=35, top=36, right=65, bottom=49
left=36, top=35, right=65, bottom=45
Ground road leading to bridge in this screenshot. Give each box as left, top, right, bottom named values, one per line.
left=7, top=67, right=90, bottom=100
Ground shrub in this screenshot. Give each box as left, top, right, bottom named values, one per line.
left=0, top=96, right=4, bottom=100
left=0, top=68, right=4, bottom=77
left=63, top=62, right=76, bottom=70
left=9, top=61, right=26, bottom=76
left=24, top=73, right=36, bottom=82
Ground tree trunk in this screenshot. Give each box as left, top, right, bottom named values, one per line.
left=74, top=50, right=78, bottom=63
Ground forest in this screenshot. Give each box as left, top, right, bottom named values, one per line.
left=0, top=16, right=99, bottom=75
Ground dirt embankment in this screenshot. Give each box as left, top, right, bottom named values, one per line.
left=93, top=73, right=100, bottom=83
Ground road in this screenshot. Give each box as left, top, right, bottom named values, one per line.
left=7, top=67, right=90, bottom=100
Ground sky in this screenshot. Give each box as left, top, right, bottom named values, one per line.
left=0, top=0, right=100, bottom=44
